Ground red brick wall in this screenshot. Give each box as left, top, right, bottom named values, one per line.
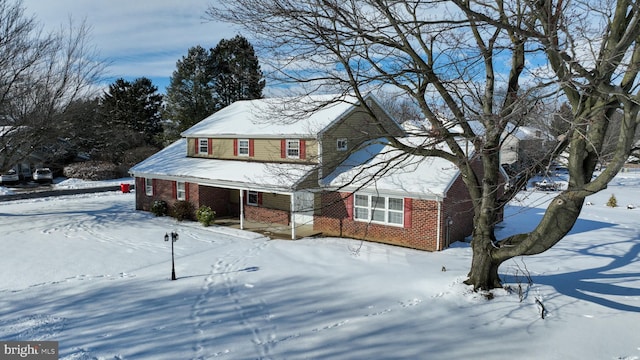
left=313, top=192, right=445, bottom=251
left=198, top=186, right=234, bottom=217
left=244, top=205, right=290, bottom=225
left=312, top=164, right=485, bottom=252
left=135, top=178, right=289, bottom=225
left=135, top=177, right=199, bottom=211
left=442, top=175, right=476, bottom=247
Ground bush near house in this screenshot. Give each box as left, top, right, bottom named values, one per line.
left=196, top=205, right=216, bottom=227
left=172, top=200, right=195, bottom=221
left=64, top=161, right=119, bottom=180
left=150, top=200, right=168, bottom=217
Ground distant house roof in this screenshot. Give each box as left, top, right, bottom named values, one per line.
left=129, top=139, right=315, bottom=193
left=321, top=137, right=468, bottom=199
left=181, top=93, right=378, bottom=139
left=405, top=120, right=553, bottom=141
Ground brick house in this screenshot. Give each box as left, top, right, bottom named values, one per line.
left=315, top=138, right=486, bottom=251
left=130, top=94, right=495, bottom=251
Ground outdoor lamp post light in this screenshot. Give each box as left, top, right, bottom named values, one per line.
left=164, top=231, right=178, bottom=280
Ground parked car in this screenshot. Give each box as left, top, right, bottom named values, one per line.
left=0, top=169, right=20, bottom=185
left=32, top=168, right=53, bottom=184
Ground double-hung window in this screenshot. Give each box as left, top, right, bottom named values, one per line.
left=353, top=194, right=404, bottom=226
left=286, top=139, right=300, bottom=158
left=145, top=178, right=153, bottom=196
left=198, top=139, right=209, bottom=154
left=176, top=182, right=186, bottom=200
left=247, top=191, right=259, bottom=206
left=238, top=139, right=250, bottom=156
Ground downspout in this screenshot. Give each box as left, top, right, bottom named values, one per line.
left=317, top=136, right=323, bottom=185
left=239, top=189, right=245, bottom=230
left=290, top=193, right=296, bottom=240
left=436, top=198, right=442, bottom=251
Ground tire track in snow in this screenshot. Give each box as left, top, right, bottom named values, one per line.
left=191, top=239, right=274, bottom=359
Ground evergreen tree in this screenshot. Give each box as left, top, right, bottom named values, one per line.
left=164, top=46, right=217, bottom=134
left=101, top=77, right=163, bottom=146
left=164, top=37, right=265, bottom=136
left=99, top=77, right=164, bottom=162
left=211, top=35, right=265, bottom=108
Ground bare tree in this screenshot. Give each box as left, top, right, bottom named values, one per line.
left=208, top=0, right=640, bottom=291
left=0, top=0, right=104, bottom=172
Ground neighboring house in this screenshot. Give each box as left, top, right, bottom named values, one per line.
left=404, top=120, right=554, bottom=172
left=0, top=126, right=47, bottom=181
left=130, top=94, right=496, bottom=251
left=500, top=124, right=555, bottom=171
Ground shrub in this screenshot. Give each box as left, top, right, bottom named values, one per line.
left=150, top=200, right=168, bottom=217
left=196, top=205, right=216, bottom=227
left=63, top=161, right=118, bottom=180
left=607, top=194, right=617, bottom=208
left=172, top=200, right=195, bottom=221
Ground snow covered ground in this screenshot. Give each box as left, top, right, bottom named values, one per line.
left=0, top=174, right=639, bottom=359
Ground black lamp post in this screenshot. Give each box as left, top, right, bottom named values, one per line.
left=164, top=231, right=178, bottom=280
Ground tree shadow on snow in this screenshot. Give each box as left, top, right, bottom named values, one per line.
left=501, top=204, right=617, bottom=237
left=501, top=205, right=639, bottom=312
left=531, top=238, right=640, bottom=313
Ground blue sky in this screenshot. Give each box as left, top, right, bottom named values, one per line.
left=21, top=0, right=239, bottom=93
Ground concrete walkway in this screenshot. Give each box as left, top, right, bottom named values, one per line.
left=214, top=218, right=321, bottom=240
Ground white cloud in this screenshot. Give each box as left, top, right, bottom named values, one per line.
left=21, top=0, right=240, bottom=92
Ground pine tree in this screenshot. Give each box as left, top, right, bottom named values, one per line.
left=164, top=46, right=218, bottom=134
left=211, top=35, right=265, bottom=108
left=99, top=77, right=164, bottom=162
left=164, top=37, right=265, bottom=136
left=607, top=194, right=618, bottom=208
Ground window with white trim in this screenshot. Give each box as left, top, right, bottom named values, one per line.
left=247, top=191, right=259, bottom=206
left=145, top=178, right=153, bottom=196
left=198, top=138, right=208, bottom=154
left=176, top=182, right=186, bottom=200
left=238, top=139, right=249, bottom=156
left=286, top=139, right=300, bottom=158
left=337, top=138, right=348, bottom=151
left=354, top=194, right=404, bottom=226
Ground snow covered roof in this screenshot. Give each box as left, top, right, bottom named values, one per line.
left=181, top=94, right=374, bottom=139
left=405, top=120, right=552, bottom=141
left=321, top=138, right=464, bottom=199
left=129, top=139, right=316, bottom=193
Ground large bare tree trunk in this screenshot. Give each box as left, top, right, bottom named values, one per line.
left=466, top=232, right=503, bottom=290
left=208, top=0, right=640, bottom=293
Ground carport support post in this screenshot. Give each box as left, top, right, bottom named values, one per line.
left=290, top=194, right=296, bottom=240
left=239, top=190, right=245, bottom=230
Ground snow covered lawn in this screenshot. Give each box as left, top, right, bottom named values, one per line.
left=1, top=174, right=639, bottom=359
